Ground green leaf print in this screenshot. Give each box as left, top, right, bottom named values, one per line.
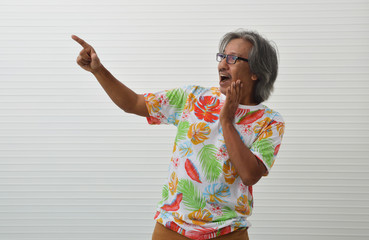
left=166, top=88, right=188, bottom=111
left=178, top=179, right=206, bottom=211
left=252, top=138, right=274, bottom=168
left=162, top=185, right=169, bottom=201
left=158, top=184, right=169, bottom=205
left=214, top=206, right=238, bottom=225
left=175, top=121, right=190, bottom=144
left=198, top=144, right=222, bottom=182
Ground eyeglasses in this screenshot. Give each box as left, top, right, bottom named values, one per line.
left=216, top=53, right=249, bottom=64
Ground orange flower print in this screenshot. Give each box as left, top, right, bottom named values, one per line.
left=145, top=93, right=161, bottom=114
left=210, top=87, right=221, bottom=97
left=187, top=122, right=211, bottom=145
left=235, top=194, right=250, bottom=215
left=184, top=93, right=196, bottom=112
left=259, top=124, right=273, bottom=140
left=188, top=209, right=213, bottom=225
left=223, top=159, right=239, bottom=184
left=172, top=212, right=186, bottom=225
left=276, top=121, right=285, bottom=137
left=194, top=96, right=221, bottom=123
left=169, top=172, right=178, bottom=195
left=253, top=117, right=272, bottom=138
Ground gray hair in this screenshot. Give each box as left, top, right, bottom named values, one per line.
left=219, top=29, right=279, bottom=103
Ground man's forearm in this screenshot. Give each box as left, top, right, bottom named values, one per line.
left=221, top=120, right=266, bottom=186
left=92, top=66, right=148, bottom=116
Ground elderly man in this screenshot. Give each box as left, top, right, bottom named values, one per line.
left=72, top=30, right=285, bottom=240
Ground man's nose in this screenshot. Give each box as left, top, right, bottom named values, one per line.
left=218, top=57, right=229, bottom=70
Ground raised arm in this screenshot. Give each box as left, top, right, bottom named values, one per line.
left=71, top=35, right=149, bottom=117
left=220, top=80, right=267, bottom=186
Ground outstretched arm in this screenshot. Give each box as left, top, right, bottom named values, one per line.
left=72, top=35, right=149, bottom=117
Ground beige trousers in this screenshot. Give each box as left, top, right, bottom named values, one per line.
left=152, top=222, right=249, bottom=240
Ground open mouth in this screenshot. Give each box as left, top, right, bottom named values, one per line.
left=220, top=73, right=231, bottom=82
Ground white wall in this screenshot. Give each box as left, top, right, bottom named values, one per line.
left=1, top=0, right=369, bottom=239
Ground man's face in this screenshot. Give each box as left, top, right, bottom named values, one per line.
left=218, top=38, right=257, bottom=104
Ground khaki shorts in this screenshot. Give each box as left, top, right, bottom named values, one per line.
left=152, top=222, right=249, bottom=240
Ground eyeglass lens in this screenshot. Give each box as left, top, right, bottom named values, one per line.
left=217, top=53, right=236, bottom=64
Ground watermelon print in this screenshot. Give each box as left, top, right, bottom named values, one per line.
left=147, top=116, right=162, bottom=125
left=161, top=193, right=183, bottom=211
left=236, top=109, right=265, bottom=125
left=274, top=144, right=281, bottom=156
left=194, top=96, right=221, bottom=123
left=235, top=108, right=250, bottom=120
left=144, top=85, right=285, bottom=239
left=185, top=159, right=202, bottom=183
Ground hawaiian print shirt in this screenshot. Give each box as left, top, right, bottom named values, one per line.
left=144, top=85, right=285, bottom=240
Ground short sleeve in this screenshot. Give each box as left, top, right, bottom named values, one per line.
left=144, top=87, right=190, bottom=126
left=250, top=113, right=285, bottom=175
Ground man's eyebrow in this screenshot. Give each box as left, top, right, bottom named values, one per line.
left=225, top=51, right=241, bottom=56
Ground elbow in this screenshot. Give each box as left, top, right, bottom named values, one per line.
left=241, top=177, right=260, bottom=186
left=240, top=173, right=262, bottom=186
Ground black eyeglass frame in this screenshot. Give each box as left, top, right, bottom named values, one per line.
left=216, top=53, right=249, bottom=64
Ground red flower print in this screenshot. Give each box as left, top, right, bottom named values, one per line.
left=194, top=96, right=221, bottom=123
left=147, top=116, right=161, bottom=124
left=171, top=157, right=180, bottom=169
left=215, top=145, right=228, bottom=161
left=239, top=182, right=248, bottom=193
left=209, top=203, right=222, bottom=216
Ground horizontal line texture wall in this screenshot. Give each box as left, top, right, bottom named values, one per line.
left=0, top=0, right=369, bottom=239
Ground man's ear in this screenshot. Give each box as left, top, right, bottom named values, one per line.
left=251, top=74, right=258, bottom=81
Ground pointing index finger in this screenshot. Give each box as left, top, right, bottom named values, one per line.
left=71, top=35, right=90, bottom=48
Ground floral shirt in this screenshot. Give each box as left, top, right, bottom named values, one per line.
left=144, top=85, right=285, bottom=239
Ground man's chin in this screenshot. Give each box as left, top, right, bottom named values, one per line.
left=219, top=80, right=231, bottom=95
left=219, top=85, right=227, bottom=96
